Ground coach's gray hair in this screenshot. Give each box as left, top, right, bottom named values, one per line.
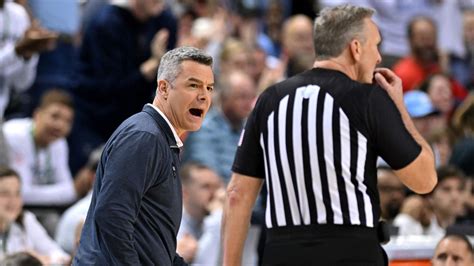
left=313, top=4, right=375, bottom=60
left=157, top=46, right=213, bottom=86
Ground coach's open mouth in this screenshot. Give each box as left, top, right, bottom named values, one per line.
left=189, top=108, right=203, bottom=117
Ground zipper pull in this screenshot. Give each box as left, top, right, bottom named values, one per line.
left=172, top=165, right=177, bottom=178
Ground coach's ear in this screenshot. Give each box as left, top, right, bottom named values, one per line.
left=349, top=38, right=362, bottom=62
left=157, top=80, right=170, bottom=100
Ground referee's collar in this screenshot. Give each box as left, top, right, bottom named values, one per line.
left=146, top=103, right=183, bottom=148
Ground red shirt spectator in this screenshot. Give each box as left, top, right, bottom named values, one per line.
left=393, top=16, right=467, bottom=100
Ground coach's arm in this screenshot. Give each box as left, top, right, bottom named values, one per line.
left=222, top=173, right=264, bottom=266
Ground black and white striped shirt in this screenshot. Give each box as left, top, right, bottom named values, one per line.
left=233, top=68, right=420, bottom=229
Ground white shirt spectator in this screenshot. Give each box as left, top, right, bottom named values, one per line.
left=178, top=209, right=222, bottom=266
left=393, top=213, right=424, bottom=235
left=55, top=192, right=92, bottom=254
left=178, top=209, right=259, bottom=266
left=3, top=118, right=77, bottom=205
left=394, top=213, right=445, bottom=236
left=0, top=1, right=38, bottom=118
left=1, top=211, right=70, bottom=262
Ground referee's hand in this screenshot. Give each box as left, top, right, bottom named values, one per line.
left=374, top=67, right=404, bottom=108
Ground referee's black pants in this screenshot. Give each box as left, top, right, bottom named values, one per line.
left=262, top=224, right=388, bottom=266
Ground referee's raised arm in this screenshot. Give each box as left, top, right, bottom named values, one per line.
left=375, top=67, right=437, bottom=194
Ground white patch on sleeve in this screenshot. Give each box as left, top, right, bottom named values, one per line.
left=238, top=129, right=245, bottom=146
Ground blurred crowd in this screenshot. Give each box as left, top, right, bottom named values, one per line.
left=0, top=0, right=473, bottom=265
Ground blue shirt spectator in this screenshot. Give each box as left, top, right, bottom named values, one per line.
left=183, top=70, right=257, bottom=183
left=68, top=2, right=177, bottom=174
left=183, top=108, right=242, bottom=183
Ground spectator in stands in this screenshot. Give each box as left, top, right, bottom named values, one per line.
left=176, top=8, right=199, bottom=47
left=394, top=165, right=466, bottom=236
left=456, top=176, right=474, bottom=226
left=183, top=70, right=257, bottom=182
left=248, top=46, right=269, bottom=87
left=17, top=0, right=81, bottom=116
left=393, top=194, right=432, bottom=235
left=80, top=0, right=108, bottom=30
left=177, top=10, right=203, bottom=49
left=68, top=0, right=177, bottom=175
left=404, top=90, right=444, bottom=139
left=0, top=167, right=69, bottom=264
left=406, top=82, right=454, bottom=167
left=263, top=0, right=284, bottom=58
left=233, top=6, right=276, bottom=61
left=429, top=129, right=454, bottom=168
left=0, top=0, right=56, bottom=118
left=427, top=166, right=465, bottom=234
left=281, top=14, right=315, bottom=77
left=419, top=74, right=457, bottom=120
left=218, top=38, right=252, bottom=77
left=393, top=16, right=439, bottom=92
left=451, top=94, right=474, bottom=224
left=0, top=0, right=55, bottom=166
left=451, top=9, right=474, bottom=91
left=1, top=252, right=42, bottom=266
left=177, top=163, right=224, bottom=265
left=450, top=93, right=474, bottom=176
left=218, top=38, right=284, bottom=95
left=377, top=166, right=407, bottom=223
left=55, top=145, right=102, bottom=255
left=393, top=16, right=467, bottom=100
left=248, top=45, right=285, bottom=94
left=3, top=90, right=90, bottom=206
left=432, top=234, right=474, bottom=266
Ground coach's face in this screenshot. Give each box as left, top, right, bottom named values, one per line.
left=161, top=60, right=214, bottom=135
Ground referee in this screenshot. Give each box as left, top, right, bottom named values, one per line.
left=222, top=4, right=437, bottom=266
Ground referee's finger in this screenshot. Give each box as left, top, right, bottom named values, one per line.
left=374, top=72, right=389, bottom=88
left=374, top=67, right=393, bottom=75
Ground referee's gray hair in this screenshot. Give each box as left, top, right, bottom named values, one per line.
left=313, top=4, right=375, bottom=60
left=157, top=46, right=213, bottom=86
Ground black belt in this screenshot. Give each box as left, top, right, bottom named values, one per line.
left=266, top=224, right=377, bottom=241
left=266, top=222, right=390, bottom=244
left=377, top=220, right=391, bottom=244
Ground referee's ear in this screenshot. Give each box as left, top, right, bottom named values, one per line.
left=349, top=38, right=362, bottom=62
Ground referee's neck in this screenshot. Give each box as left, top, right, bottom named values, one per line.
left=313, top=58, right=356, bottom=81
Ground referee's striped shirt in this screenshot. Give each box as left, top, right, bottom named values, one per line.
left=232, top=68, right=421, bottom=229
